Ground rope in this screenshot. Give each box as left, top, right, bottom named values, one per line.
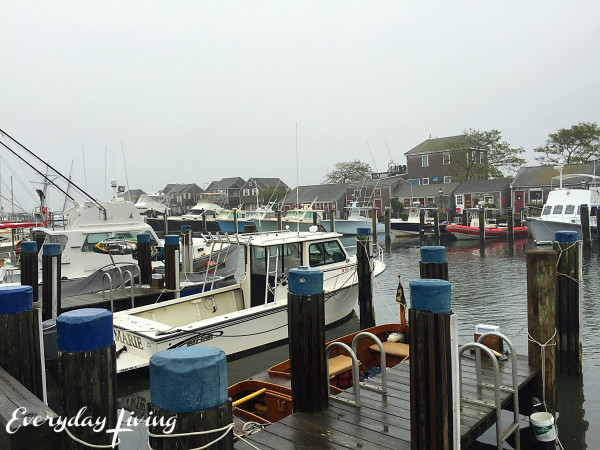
left=63, top=426, right=120, bottom=448
left=372, top=273, right=399, bottom=321
left=527, top=328, right=557, bottom=414
left=234, top=433, right=262, bottom=449
left=148, top=423, right=234, bottom=450
left=553, top=240, right=582, bottom=284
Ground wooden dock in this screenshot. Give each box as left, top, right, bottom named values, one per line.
left=233, top=353, right=537, bottom=449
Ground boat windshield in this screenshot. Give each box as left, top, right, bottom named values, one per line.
left=565, top=205, right=576, bottom=215
left=552, top=205, right=563, bottom=214
left=542, top=206, right=552, bottom=215
left=308, top=240, right=346, bottom=267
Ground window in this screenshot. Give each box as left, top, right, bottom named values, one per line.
left=251, top=188, right=259, bottom=196
left=552, top=205, right=563, bottom=214
left=309, top=241, right=346, bottom=267
left=443, top=153, right=450, bottom=165
left=542, top=206, right=551, bottom=215
left=373, top=188, right=381, bottom=197
left=408, top=179, right=420, bottom=185
left=82, top=233, right=110, bottom=252
left=529, top=190, right=543, bottom=204
left=565, top=205, right=575, bottom=215
left=249, top=181, right=253, bottom=187
left=184, top=193, right=191, bottom=199
left=177, top=195, right=182, bottom=203
left=422, top=178, right=429, bottom=185
left=444, top=176, right=451, bottom=183
left=243, top=189, right=250, bottom=196
left=471, top=150, right=478, bottom=163
left=353, top=189, right=361, bottom=198
left=422, top=155, right=429, bottom=167
left=456, top=195, right=464, bottom=205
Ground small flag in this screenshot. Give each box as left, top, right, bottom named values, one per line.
left=396, top=275, right=406, bottom=308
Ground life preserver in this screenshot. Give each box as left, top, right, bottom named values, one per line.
left=15, top=240, right=26, bottom=253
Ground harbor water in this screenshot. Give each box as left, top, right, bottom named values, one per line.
left=49, top=234, right=598, bottom=448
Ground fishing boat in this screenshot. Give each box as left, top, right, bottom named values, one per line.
left=215, top=209, right=253, bottom=233
left=390, top=203, right=444, bottom=237
left=112, top=228, right=386, bottom=373
left=522, top=173, right=600, bottom=244
left=320, top=201, right=385, bottom=235
left=446, top=208, right=528, bottom=240
left=253, top=202, right=324, bottom=232
left=135, top=192, right=169, bottom=217
left=146, top=193, right=223, bottom=233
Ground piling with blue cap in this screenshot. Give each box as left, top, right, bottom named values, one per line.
left=356, top=227, right=375, bottom=328
left=164, top=234, right=179, bottom=292
left=0, top=285, right=44, bottom=399
left=57, top=308, right=116, bottom=447
left=137, top=232, right=152, bottom=285
left=148, top=346, right=233, bottom=449
left=419, top=246, right=449, bottom=281
left=408, top=278, right=458, bottom=448
left=180, top=226, right=193, bottom=273
left=288, top=266, right=328, bottom=413
left=20, top=240, right=39, bottom=305
left=41, top=242, right=62, bottom=321
left=580, top=204, right=591, bottom=247
left=553, top=231, right=582, bottom=375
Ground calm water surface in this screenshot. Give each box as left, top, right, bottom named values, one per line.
left=65, top=234, right=599, bottom=448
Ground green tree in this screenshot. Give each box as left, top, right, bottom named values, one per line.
left=260, top=187, right=287, bottom=204
left=534, top=122, right=600, bottom=165
left=322, top=160, right=372, bottom=184
left=445, top=129, right=526, bottom=181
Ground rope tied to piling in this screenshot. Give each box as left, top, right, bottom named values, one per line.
left=527, top=328, right=557, bottom=412
left=147, top=422, right=234, bottom=450
left=553, top=240, right=582, bottom=284
left=63, top=425, right=120, bottom=448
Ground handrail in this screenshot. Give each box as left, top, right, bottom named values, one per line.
left=351, top=331, right=387, bottom=395
left=325, top=342, right=360, bottom=407
left=101, top=272, right=114, bottom=312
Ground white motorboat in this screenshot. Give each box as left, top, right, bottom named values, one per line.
left=390, top=204, right=441, bottom=237
left=135, top=192, right=170, bottom=217
left=522, top=173, right=600, bottom=244
left=113, top=227, right=386, bottom=373
left=320, top=202, right=385, bottom=235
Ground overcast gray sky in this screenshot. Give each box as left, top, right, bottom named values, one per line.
left=2, top=1, right=599, bottom=211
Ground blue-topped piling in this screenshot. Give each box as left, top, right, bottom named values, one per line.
left=553, top=230, right=582, bottom=375
left=180, top=226, right=193, bottom=273
left=164, top=234, right=179, bottom=293
left=0, top=285, right=44, bottom=400
left=580, top=204, right=591, bottom=247
left=41, top=242, right=61, bottom=321
left=288, top=266, right=328, bottom=413
left=20, top=240, right=39, bottom=305
left=419, top=245, right=449, bottom=281
left=409, top=278, right=459, bottom=449
left=148, top=346, right=233, bottom=449
left=57, top=308, right=116, bottom=448
left=137, top=232, right=152, bottom=285
left=356, top=227, right=375, bottom=328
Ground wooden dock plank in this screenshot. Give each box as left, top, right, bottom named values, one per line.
left=234, top=352, right=537, bottom=449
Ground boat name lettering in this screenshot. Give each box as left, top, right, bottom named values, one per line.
left=113, top=330, right=144, bottom=350
left=173, top=331, right=224, bottom=348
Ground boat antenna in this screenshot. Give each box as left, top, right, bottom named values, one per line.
left=81, top=145, right=88, bottom=191
left=0, top=129, right=107, bottom=218
left=63, top=159, right=74, bottom=212
left=121, top=141, right=131, bottom=201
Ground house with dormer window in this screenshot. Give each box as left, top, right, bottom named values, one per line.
left=240, top=178, right=289, bottom=211
left=206, top=177, right=246, bottom=209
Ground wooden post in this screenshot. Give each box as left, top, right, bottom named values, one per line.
left=596, top=207, right=600, bottom=242
left=329, top=206, right=336, bottom=232
left=553, top=231, right=582, bottom=375
left=433, top=209, right=440, bottom=244
left=180, top=226, right=193, bottom=274
left=0, top=286, right=44, bottom=400
left=287, top=266, right=327, bottom=413
left=20, top=241, right=39, bottom=305
left=356, top=227, right=375, bottom=329
left=244, top=224, right=257, bottom=233
left=41, top=243, right=61, bottom=321
left=57, top=308, right=117, bottom=449
left=419, top=209, right=425, bottom=241
left=507, top=207, right=514, bottom=244
left=313, top=211, right=318, bottom=227
left=372, top=207, right=378, bottom=245
left=580, top=204, right=591, bottom=248
left=409, top=279, right=459, bottom=450
left=384, top=207, right=391, bottom=250
left=419, top=246, right=448, bottom=281
left=526, top=249, right=557, bottom=414
left=462, top=209, right=468, bottom=226
left=276, top=210, right=282, bottom=230
left=33, top=231, right=46, bottom=253
left=201, top=209, right=207, bottom=234
left=164, top=211, right=169, bottom=235
left=478, top=208, right=485, bottom=245
left=137, top=233, right=152, bottom=286
left=164, top=235, right=179, bottom=294
left=148, top=347, right=233, bottom=450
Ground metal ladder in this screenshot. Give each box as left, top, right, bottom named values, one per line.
left=325, top=331, right=389, bottom=407
left=458, top=332, right=520, bottom=450
left=101, top=263, right=141, bottom=311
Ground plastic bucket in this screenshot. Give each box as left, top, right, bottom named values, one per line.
left=530, top=412, right=557, bottom=442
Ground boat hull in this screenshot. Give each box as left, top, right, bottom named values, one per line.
left=523, top=218, right=597, bottom=245
left=320, top=220, right=385, bottom=235
left=446, top=224, right=529, bottom=240
left=216, top=219, right=254, bottom=233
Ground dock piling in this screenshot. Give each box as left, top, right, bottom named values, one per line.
left=277, top=210, right=282, bottom=230
left=180, top=226, right=193, bottom=274
left=287, top=266, right=328, bottom=413
left=357, top=227, right=375, bottom=329
left=419, top=209, right=425, bottom=241
left=137, top=233, right=152, bottom=286
left=419, top=246, right=448, bottom=280
left=507, top=207, right=514, bottom=244
left=433, top=209, right=440, bottom=245
left=41, top=243, right=62, bottom=321
left=329, top=206, right=336, bottom=232
left=57, top=308, right=117, bottom=449
left=371, top=207, right=378, bottom=245
left=409, top=279, right=459, bottom=450
left=164, top=235, right=179, bottom=295
left=553, top=231, right=582, bottom=375
left=526, top=249, right=558, bottom=414
left=478, top=208, right=485, bottom=245
left=580, top=204, right=591, bottom=247
left=19, top=241, right=39, bottom=305
left=384, top=207, right=391, bottom=250
left=148, top=347, right=233, bottom=450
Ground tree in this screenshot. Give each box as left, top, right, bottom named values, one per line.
left=444, top=129, right=526, bottom=181
left=322, top=160, right=372, bottom=184
left=534, top=122, right=600, bottom=165
left=260, top=187, right=287, bottom=204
